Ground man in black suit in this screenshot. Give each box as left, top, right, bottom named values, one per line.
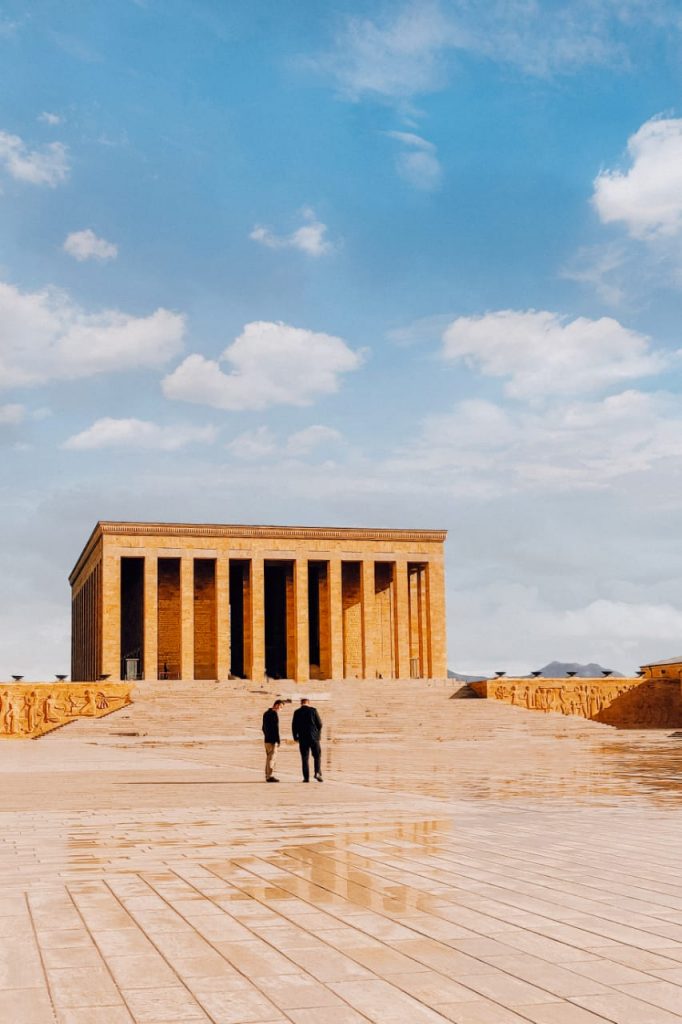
left=291, top=697, right=323, bottom=783
left=262, top=699, right=283, bottom=782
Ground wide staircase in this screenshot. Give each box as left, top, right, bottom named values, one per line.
left=63, top=675, right=643, bottom=803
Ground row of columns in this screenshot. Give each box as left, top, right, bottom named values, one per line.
left=101, top=553, right=446, bottom=682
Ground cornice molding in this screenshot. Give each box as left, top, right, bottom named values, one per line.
left=70, top=520, right=447, bottom=584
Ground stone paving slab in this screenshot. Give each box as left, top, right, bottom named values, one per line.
left=2, top=679, right=682, bottom=1023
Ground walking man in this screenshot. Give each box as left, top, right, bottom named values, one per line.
left=262, top=699, right=283, bottom=782
left=292, top=697, right=323, bottom=783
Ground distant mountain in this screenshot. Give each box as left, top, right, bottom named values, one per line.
left=536, top=661, right=624, bottom=678
left=447, top=662, right=624, bottom=680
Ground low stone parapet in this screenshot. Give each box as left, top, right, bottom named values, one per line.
left=470, top=676, right=682, bottom=728
left=0, top=681, right=132, bottom=739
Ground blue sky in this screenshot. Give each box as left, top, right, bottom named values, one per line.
left=3, top=0, right=682, bottom=676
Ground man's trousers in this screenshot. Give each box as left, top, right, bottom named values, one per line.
left=264, top=742, right=278, bottom=780
left=298, top=739, right=321, bottom=781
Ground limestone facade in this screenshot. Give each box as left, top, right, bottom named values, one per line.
left=69, top=521, right=448, bottom=683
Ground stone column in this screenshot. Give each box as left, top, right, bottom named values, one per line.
left=143, top=554, right=158, bottom=681
left=294, top=558, right=309, bottom=683
left=250, top=556, right=265, bottom=681
left=215, top=558, right=230, bottom=681
left=394, top=560, right=410, bottom=679
left=427, top=559, right=447, bottom=679
left=361, top=559, right=376, bottom=680
left=328, top=559, right=344, bottom=680
left=101, top=550, right=121, bottom=679
left=181, top=556, right=194, bottom=680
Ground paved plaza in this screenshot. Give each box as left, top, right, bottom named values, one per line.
left=2, top=680, right=682, bottom=1024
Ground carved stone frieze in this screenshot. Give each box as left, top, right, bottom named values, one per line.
left=470, top=677, right=682, bottom=729
left=0, top=682, right=132, bottom=739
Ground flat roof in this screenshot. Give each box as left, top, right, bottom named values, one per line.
left=640, top=656, right=682, bottom=668
left=70, top=520, right=447, bottom=584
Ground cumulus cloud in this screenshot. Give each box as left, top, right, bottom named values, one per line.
left=63, top=418, right=216, bottom=451
left=0, top=130, right=69, bottom=186
left=38, top=112, right=62, bottom=126
left=250, top=208, right=332, bottom=256
left=63, top=229, right=118, bottom=262
left=163, top=321, right=362, bottom=411
left=386, top=388, right=682, bottom=494
left=385, top=130, right=442, bottom=189
left=442, top=309, right=666, bottom=398
left=593, top=116, right=682, bottom=239
left=0, top=280, right=185, bottom=388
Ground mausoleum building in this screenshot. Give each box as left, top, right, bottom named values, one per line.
left=69, top=521, right=447, bottom=683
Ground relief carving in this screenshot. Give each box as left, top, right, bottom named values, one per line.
left=0, top=682, right=132, bottom=739
left=478, top=677, right=649, bottom=724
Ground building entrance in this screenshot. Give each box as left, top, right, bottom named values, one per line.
left=264, top=561, right=292, bottom=679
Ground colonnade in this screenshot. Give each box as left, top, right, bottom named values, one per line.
left=93, top=553, right=447, bottom=683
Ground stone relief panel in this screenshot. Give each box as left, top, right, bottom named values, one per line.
left=472, top=677, right=682, bottom=729
left=0, top=682, right=132, bottom=739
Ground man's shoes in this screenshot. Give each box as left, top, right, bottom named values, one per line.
left=266, top=777, right=280, bottom=783
left=302, top=778, right=309, bottom=783
left=315, top=773, right=324, bottom=782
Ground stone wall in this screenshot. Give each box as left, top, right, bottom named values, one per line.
left=71, top=560, right=101, bottom=681
left=342, top=562, right=363, bottom=678
left=374, top=562, right=395, bottom=679
left=193, top=559, right=216, bottom=679
left=472, top=676, right=682, bottom=729
left=158, top=558, right=181, bottom=679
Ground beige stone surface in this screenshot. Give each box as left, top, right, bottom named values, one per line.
left=2, top=680, right=682, bottom=1022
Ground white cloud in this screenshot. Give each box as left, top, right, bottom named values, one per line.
left=38, top=112, right=62, bottom=126
left=593, top=116, right=682, bottom=239
left=163, top=321, right=362, bottom=411
left=448, top=584, right=682, bottom=677
left=63, top=229, right=118, bottom=262
left=0, top=280, right=185, bottom=388
left=225, top=424, right=342, bottom=460
left=226, top=426, right=277, bottom=460
left=386, top=130, right=442, bottom=189
left=63, top=418, right=216, bottom=451
left=442, top=309, right=666, bottom=398
left=286, top=424, right=342, bottom=455
left=250, top=208, right=332, bottom=256
left=315, top=1, right=451, bottom=102
left=561, top=598, right=682, bottom=642
left=387, top=388, right=682, bottom=494
left=0, top=403, right=25, bottom=425
left=561, top=244, right=629, bottom=306
left=0, top=130, right=69, bottom=186
left=312, top=1, right=682, bottom=106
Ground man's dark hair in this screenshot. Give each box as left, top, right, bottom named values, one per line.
left=273, top=699, right=284, bottom=708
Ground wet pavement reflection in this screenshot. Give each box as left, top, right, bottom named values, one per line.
left=2, top=679, right=682, bottom=1023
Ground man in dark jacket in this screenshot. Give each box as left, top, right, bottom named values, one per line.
left=262, top=699, right=283, bottom=782
left=291, top=697, right=323, bottom=782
